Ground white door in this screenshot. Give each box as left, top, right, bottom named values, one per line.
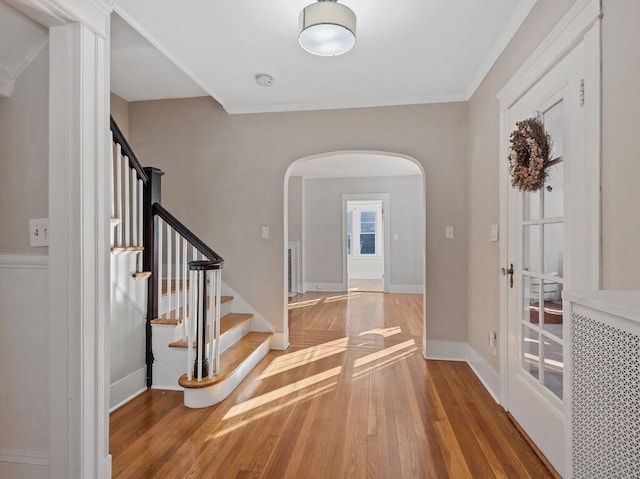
left=346, top=200, right=384, bottom=292
left=504, top=44, right=584, bottom=473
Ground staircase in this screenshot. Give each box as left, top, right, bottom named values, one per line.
left=110, top=116, right=272, bottom=408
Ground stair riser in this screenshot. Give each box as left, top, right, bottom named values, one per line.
left=158, top=293, right=231, bottom=320
left=183, top=336, right=272, bottom=408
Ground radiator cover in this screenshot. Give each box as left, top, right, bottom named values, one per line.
left=571, top=312, right=640, bottom=478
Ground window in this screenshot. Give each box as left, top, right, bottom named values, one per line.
left=347, top=202, right=382, bottom=257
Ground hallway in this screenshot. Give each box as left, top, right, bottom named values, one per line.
left=110, top=292, right=553, bottom=478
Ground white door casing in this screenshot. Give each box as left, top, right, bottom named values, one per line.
left=498, top=1, right=601, bottom=477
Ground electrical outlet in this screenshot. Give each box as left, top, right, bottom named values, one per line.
left=29, top=218, right=49, bottom=247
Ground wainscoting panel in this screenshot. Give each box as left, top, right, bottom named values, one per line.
left=0, top=255, right=49, bottom=478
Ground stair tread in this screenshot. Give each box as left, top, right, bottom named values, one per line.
left=179, top=332, right=272, bottom=389
left=133, top=271, right=151, bottom=279
left=167, top=313, right=254, bottom=348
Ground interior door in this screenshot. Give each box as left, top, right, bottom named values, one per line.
left=346, top=200, right=384, bottom=292
left=505, top=44, right=584, bottom=474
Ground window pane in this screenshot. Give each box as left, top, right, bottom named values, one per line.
left=523, top=190, right=541, bottom=221
left=360, top=233, right=375, bottom=254
left=543, top=223, right=563, bottom=277
left=523, top=326, right=540, bottom=380
left=361, top=223, right=375, bottom=233
left=360, top=211, right=375, bottom=223
left=543, top=336, right=563, bottom=399
left=543, top=160, right=564, bottom=219
left=523, top=275, right=539, bottom=325
left=523, top=225, right=540, bottom=273
left=542, top=282, right=563, bottom=339
left=544, top=100, right=564, bottom=159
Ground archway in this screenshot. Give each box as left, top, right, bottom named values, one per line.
left=282, top=150, right=427, bottom=355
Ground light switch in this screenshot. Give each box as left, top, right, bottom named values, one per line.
left=393, top=234, right=398, bottom=241
left=445, top=226, right=454, bottom=239
left=30, top=218, right=49, bottom=247
left=261, top=226, right=269, bottom=239
left=490, top=224, right=499, bottom=242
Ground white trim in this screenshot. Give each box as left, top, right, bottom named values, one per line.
left=4, top=0, right=110, bottom=35
left=271, top=331, right=289, bottom=350
left=467, top=347, right=502, bottom=404
left=49, top=19, right=111, bottom=479
left=388, top=284, right=423, bottom=294
left=303, top=282, right=345, bottom=292
left=424, top=340, right=468, bottom=361
left=0, top=254, right=48, bottom=268
left=341, top=193, right=391, bottom=293
left=423, top=342, right=502, bottom=405
left=109, top=367, right=147, bottom=413
left=0, top=449, right=49, bottom=467
left=497, top=0, right=601, bottom=109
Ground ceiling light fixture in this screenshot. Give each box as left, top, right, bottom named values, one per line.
left=298, top=0, right=356, bottom=57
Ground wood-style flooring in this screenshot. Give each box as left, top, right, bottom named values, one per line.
left=110, top=291, right=554, bottom=478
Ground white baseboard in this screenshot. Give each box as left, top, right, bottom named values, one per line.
left=425, top=340, right=468, bottom=361
left=303, top=282, right=345, bottom=292
left=110, top=367, right=147, bottom=412
left=388, top=284, right=423, bottom=294
left=424, top=340, right=501, bottom=405
left=271, top=331, right=289, bottom=350
left=103, top=454, right=112, bottom=479
left=467, top=347, right=501, bottom=404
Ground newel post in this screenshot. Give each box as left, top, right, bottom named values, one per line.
left=143, top=167, right=164, bottom=388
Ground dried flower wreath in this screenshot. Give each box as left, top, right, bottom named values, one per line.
left=508, top=117, right=552, bottom=192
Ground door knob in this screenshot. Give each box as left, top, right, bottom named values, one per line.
left=501, top=263, right=514, bottom=288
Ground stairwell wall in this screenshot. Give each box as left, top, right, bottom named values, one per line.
left=128, top=100, right=468, bottom=345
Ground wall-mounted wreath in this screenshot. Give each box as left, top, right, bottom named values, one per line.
left=508, top=117, right=552, bottom=192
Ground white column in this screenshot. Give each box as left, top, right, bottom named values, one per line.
left=49, top=18, right=111, bottom=479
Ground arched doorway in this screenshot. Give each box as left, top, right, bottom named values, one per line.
left=283, top=151, right=427, bottom=355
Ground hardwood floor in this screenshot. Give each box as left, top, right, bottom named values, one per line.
left=110, top=291, right=554, bottom=478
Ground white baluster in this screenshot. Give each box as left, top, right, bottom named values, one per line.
left=157, top=217, right=163, bottom=318
left=123, top=157, right=131, bottom=247
left=116, top=143, right=123, bottom=247
left=186, top=268, right=196, bottom=381
left=137, top=179, right=144, bottom=271
left=182, top=238, right=188, bottom=326
left=110, top=132, right=115, bottom=219
left=167, top=227, right=173, bottom=319
left=175, top=233, right=181, bottom=320
left=131, top=169, right=138, bottom=248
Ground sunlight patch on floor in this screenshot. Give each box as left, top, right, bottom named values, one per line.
left=359, top=326, right=402, bottom=338
left=208, top=380, right=338, bottom=440
left=351, top=349, right=416, bottom=381
left=353, top=339, right=416, bottom=368
left=288, top=298, right=322, bottom=310
left=259, top=337, right=349, bottom=379
left=224, top=366, right=343, bottom=420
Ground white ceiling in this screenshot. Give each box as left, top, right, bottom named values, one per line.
left=112, top=0, right=537, bottom=114
left=290, top=153, right=422, bottom=179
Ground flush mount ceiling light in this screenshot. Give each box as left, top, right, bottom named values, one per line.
left=298, top=0, right=356, bottom=57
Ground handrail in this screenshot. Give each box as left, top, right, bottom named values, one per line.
left=110, top=116, right=149, bottom=184
left=152, top=203, right=224, bottom=266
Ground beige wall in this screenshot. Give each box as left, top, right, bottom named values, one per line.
left=601, top=0, right=640, bottom=290
left=303, top=175, right=423, bottom=289
left=466, top=0, right=578, bottom=371
left=0, top=47, right=48, bottom=254
left=467, top=0, right=640, bottom=373
left=129, top=99, right=468, bottom=342
left=110, top=92, right=130, bottom=137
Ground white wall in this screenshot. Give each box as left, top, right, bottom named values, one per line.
left=0, top=256, right=49, bottom=479
left=129, top=99, right=468, bottom=343
left=0, top=34, right=50, bottom=479
left=0, top=47, right=49, bottom=254
left=302, top=176, right=423, bottom=292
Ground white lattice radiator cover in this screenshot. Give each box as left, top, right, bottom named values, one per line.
left=571, top=312, right=640, bottom=478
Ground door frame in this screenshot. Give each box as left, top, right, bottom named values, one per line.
left=497, top=0, right=601, bottom=475
left=341, top=193, right=390, bottom=293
